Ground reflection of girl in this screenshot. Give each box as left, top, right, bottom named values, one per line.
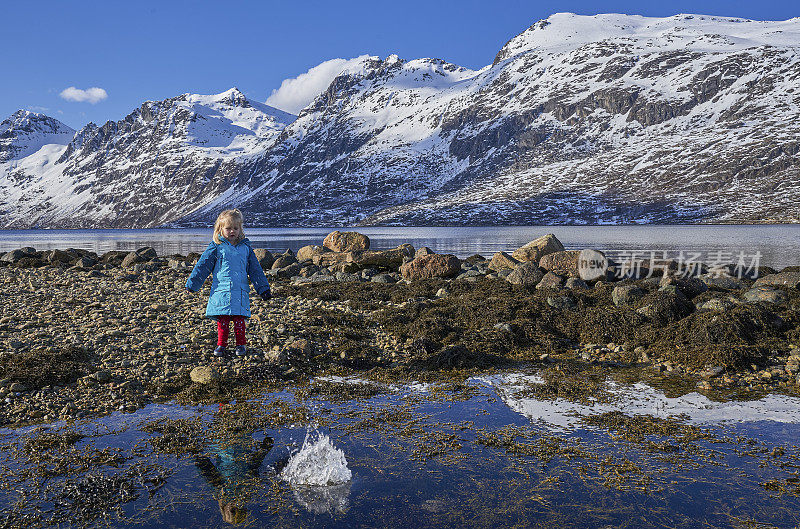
left=194, top=435, right=274, bottom=525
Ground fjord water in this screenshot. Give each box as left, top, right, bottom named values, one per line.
left=2, top=224, right=799, bottom=268
left=4, top=376, right=800, bottom=528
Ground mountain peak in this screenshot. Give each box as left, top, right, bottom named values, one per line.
left=1, top=110, right=74, bottom=162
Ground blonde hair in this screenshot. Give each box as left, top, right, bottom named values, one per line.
left=213, top=209, right=245, bottom=244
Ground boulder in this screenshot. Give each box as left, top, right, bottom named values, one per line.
left=415, top=247, right=435, bottom=258
left=1, top=249, right=29, bottom=263
left=46, top=249, right=74, bottom=264
left=699, top=297, right=739, bottom=311
left=538, top=250, right=582, bottom=278
left=400, top=254, right=461, bottom=280
left=536, top=272, right=564, bottom=290
left=371, top=273, right=398, bottom=284
left=511, top=234, right=565, bottom=263
left=659, top=276, right=708, bottom=299
left=276, top=263, right=302, bottom=279
left=190, top=366, right=219, bottom=384
left=489, top=252, right=519, bottom=272
left=547, top=295, right=577, bottom=311
left=743, top=287, right=789, bottom=304
left=636, top=292, right=693, bottom=326
left=350, top=246, right=415, bottom=270
left=296, top=245, right=326, bottom=263
left=506, top=262, right=544, bottom=287
left=576, top=249, right=608, bottom=280
left=754, top=271, right=800, bottom=289
left=122, top=247, right=157, bottom=268
left=101, top=250, right=128, bottom=265
left=323, top=231, right=370, bottom=253
left=253, top=248, right=274, bottom=270
left=565, top=277, right=589, bottom=289
left=612, top=285, right=647, bottom=306
left=700, top=273, right=744, bottom=291
left=271, top=254, right=298, bottom=270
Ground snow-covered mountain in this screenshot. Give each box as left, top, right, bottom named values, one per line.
left=0, top=89, right=294, bottom=227
left=2, top=13, right=799, bottom=227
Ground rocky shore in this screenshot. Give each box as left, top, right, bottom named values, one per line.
left=0, top=231, right=798, bottom=427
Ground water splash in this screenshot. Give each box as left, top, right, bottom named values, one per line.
left=280, top=430, right=352, bottom=487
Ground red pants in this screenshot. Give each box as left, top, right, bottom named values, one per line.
left=217, top=316, right=246, bottom=346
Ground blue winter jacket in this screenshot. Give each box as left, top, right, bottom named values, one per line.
left=185, top=237, right=271, bottom=319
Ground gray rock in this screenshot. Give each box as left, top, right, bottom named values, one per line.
left=277, top=263, right=302, bottom=278
left=371, top=273, right=397, bottom=284
left=743, top=287, right=788, bottom=304
left=565, top=277, right=589, bottom=289
left=612, top=284, right=646, bottom=306
left=272, top=254, right=298, bottom=270
left=335, top=271, right=361, bottom=282
left=754, top=271, right=800, bottom=289
left=547, top=295, right=577, bottom=310
left=506, top=262, right=544, bottom=286
left=253, top=248, right=275, bottom=269
left=699, top=297, right=739, bottom=311
left=700, top=273, right=743, bottom=290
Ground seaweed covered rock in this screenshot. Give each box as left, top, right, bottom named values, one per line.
left=636, top=291, right=694, bottom=326
left=743, top=287, right=789, bottom=304
left=400, top=254, right=461, bottom=280
left=754, top=271, right=800, bottom=289
left=511, top=233, right=564, bottom=263
left=612, top=284, right=647, bottom=306
left=323, top=231, right=370, bottom=253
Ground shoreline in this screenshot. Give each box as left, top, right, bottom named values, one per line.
left=0, top=234, right=798, bottom=428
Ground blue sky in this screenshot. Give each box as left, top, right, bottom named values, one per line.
left=2, top=0, right=797, bottom=130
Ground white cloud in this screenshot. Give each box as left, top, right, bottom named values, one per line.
left=59, top=86, right=108, bottom=104
left=266, top=55, right=372, bottom=115
left=27, top=106, right=49, bottom=112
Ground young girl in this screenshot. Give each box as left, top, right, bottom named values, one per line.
left=185, top=209, right=272, bottom=357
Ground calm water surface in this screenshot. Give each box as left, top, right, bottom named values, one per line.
left=2, top=375, right=800, bottom=528
left=2, top=225, right=799, bottom=268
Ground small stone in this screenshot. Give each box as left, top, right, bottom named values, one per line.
left=190, top=366, right=219, bottom=384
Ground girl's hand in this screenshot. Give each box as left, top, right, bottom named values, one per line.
left=260, top=290, right=272, bottom=301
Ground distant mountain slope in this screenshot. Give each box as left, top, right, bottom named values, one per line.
left=0, top=89, right=294, bottom=227
left=1, top=13, right=798, bottom=227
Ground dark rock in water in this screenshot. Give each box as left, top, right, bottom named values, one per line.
left=659, top=276, right=708, bottom=299
left=489, top=251, right=519, bottom=272
left=547, top=295, right=577, bottom=311
left=400, top=254, right=461, bottom=280
left=700, top=273, right=744, bottom=291
left=754, top=271, right=800, bottom=289
left=506, top=262, right=544, bottom=287
left=272, top=254, right=298, bottom=270
left=536, top=271, right=564, bottom=290
left=636, top=292, right=694, bottom=326
left=511, top=233, right=564, bottom=263
left=612, top=284, right=647, bottom=306
left=743, top=287, right=788, bottom=304
left=323, top=230, right=370, bottom=252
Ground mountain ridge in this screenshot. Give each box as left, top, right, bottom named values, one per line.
left=2, top=12, right=799, bottom=227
